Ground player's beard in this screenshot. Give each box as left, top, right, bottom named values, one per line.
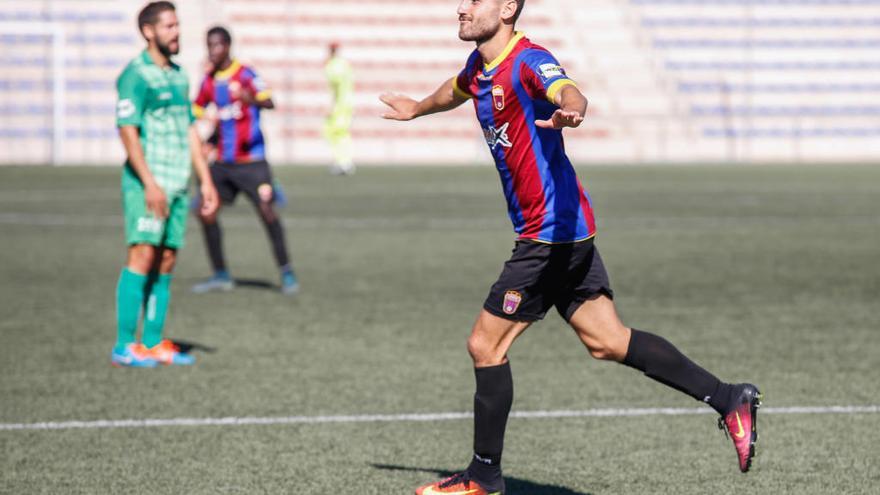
left=156, top=37, right=180, bottom=58
left=458, top=17, right=500, bottom=44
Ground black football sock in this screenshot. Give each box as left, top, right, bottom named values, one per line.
left=202, top=220, right=227, bottom=273
left=260, top=215, right=290, bottom=268
left=623, top=329, right=733, bottom=414
left=468, top=362, right=512, bottom=491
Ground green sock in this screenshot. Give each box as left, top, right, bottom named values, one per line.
left=142, top=273, right=172, bottom=348
left=115, top=268, right=148, bottom=352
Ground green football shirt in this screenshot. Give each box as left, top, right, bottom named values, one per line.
left=116, top=50, right=195, bottom=195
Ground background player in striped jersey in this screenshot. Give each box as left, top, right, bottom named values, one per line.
left=380, top=1, right=761, bottom=493
left=191, top=26, right=299, bottom=295
left=113, top=1, right=218, bottom=367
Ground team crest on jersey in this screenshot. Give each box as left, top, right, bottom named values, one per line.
left=502, top=291, right=523, bottom=315
left=492, top=85, right=505, bottom=110
left=484, top=122, right=512, bottom=150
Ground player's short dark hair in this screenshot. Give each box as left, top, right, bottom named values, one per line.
left=138, top=1, right=175, bottom=33
left=207, top=26, right=232, bottom=45
left=512, top=0, right=526, bottom=23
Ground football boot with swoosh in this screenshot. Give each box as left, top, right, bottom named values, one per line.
left=145, top=339, right=196, bottom=366
left=415, top=471, right=501, bottom=495
left=111, top=343, right=158, bottom=368
left=719, top=383, right=762, bottom=472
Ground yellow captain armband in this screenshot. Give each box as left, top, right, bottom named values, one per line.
left=192, top=104, right=205, bottom=119
left=255, top=90, right=272, bottom=102
left=546, top=79, right=577, bottom=104
left=452, top=78, right=473, bottom=100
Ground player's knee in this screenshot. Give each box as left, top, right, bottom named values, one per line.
left=587, top=342, right=616, bottom=361
left=467, top=334, right=504, bottom=366
left=586, top=333, right=628, bottom=361
left=159, top=249, right=177, bottom=273
left=573, top=318, right=629, bottom=362
left=466, top=334, right=482, bottom=361
left=200, top=210, right=217, bottom=224
left=127, top=245, right=156, bottom=273
left=467, top=334, right=487, bottom=362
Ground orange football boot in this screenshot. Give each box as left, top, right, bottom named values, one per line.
left=415, top=472, right=501, bottom=495
left=145, top=339, right=195, bottom=365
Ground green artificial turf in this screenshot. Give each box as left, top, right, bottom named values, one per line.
left=1, top=164, right=878, bottom=494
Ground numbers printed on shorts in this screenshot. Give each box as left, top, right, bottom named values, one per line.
left=137, top=216, right=163, bottom=234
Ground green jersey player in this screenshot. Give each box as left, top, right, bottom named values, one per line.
left=112, top=1, right=218, bottom=367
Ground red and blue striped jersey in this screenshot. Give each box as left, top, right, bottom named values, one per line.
left=453, top=33, right=596, bottom=243
left=194, top=60, right=271, bottom=164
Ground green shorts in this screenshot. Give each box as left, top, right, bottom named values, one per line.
left=122, top=167, right=189, bottom=249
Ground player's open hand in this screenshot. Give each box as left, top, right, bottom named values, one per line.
left=200, top=181, right=220, bottom=217
left=535, top=109, right=584, bottom=129
left=144, top=183, right=169, bottom=219
left=379, top=93, right=419, bottom=121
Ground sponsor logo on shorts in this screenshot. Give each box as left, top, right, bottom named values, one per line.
left=502, top=290, right=523, bottom=315
left=137, top=216, right=163, bottom=234
left=492, top=84, right=505, bottom=111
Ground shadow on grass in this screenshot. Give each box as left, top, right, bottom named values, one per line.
left=169, top=339, right=216, bottom=354
left=233, top=278, right=277, bottom=290
left=372, top=464, right=592, bottom=495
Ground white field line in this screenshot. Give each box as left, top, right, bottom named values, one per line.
left=1, top=405, right=877, bottom=432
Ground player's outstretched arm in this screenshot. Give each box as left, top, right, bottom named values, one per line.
left=119, top=125, right=168, bottom=219
left=240, top=89, right=275, bottom=110
left=188, top=126, right=219, bottom=217
left=380, top=77, right=468, bottom=121
left=535, top=85, right=588, bottom=129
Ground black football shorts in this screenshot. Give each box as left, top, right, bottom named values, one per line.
left=211, top=160, right=275, bottom=205
left=483, top=238, right=613, bottom=323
